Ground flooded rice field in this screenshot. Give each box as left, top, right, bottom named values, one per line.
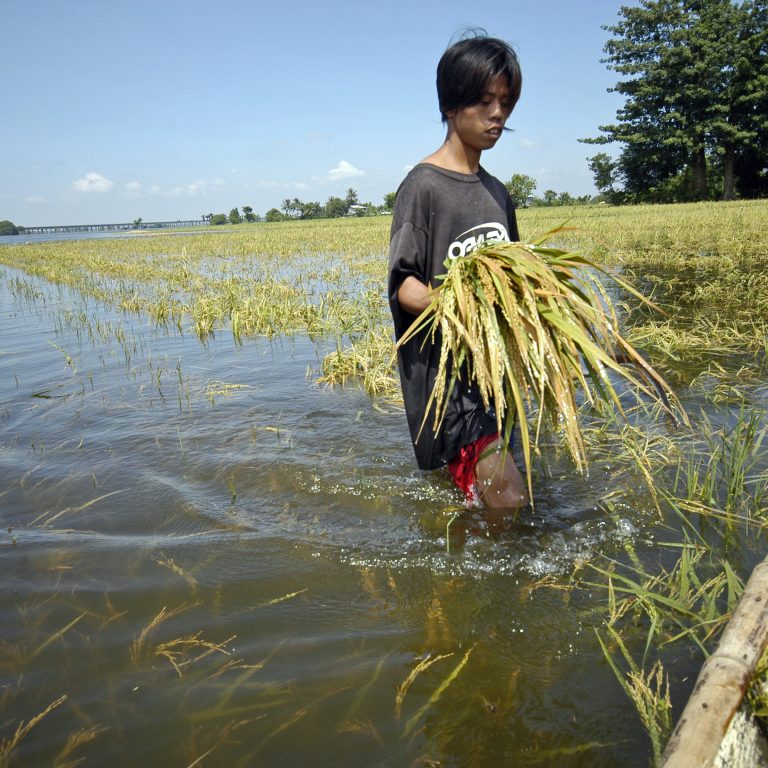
left=1, top=207, right=767, bottom=766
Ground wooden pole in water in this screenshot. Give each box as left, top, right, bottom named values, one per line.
left=660, top=555, right=768, bottom=768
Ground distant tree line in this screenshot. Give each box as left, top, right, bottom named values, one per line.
left=503, top=174, right=593, bottom=208
left=0, top=178, right=595, bottom=238
left=200, top=176, right=600, bottom=230
left=582, top=0, right=768, bottom=204
left=203, top=188, right=396, bottom=226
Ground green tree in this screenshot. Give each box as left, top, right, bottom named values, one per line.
left=0, top=220, right=19, bottom=235
left=345, top=188, right=358, bottom=208
left=265, top=208, right=284, bottom=222
left=228, top=208, right=242, bottom=224
left=587, top=153, right=616, bottom=195
left=299, top=201, right=323, bottom=219
left=383, top=191, right=396, bottom=210
left=211, top=213, right=228, bottom=225
left=242, top=205, right=256, bottom=223
left=730, top=0, right=768, bottom=198
left=280, top=198, right=304, bottom=218
left=132, top=218, right=143, bottom=229
left=584, top=0, right=766, bottom=201
left=504, top=174, right=537, bottom=207
left=324, top=196, right=348, bottom=218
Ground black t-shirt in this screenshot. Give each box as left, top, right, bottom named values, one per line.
left=388, top=163, right=520, bottom=470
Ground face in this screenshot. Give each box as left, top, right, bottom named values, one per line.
left=447, top=74, right=514, bottom=153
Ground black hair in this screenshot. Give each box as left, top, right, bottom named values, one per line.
left=436, top=30, right=522, bottom=122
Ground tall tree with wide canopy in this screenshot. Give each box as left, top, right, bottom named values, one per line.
left=585, top=0, right=767, bottom=201
left=731, top=0, right=768, bottom=197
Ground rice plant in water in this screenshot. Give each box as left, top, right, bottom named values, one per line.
left=595, top=627, right=672, bottom=766
left=397, top=227, right=686, bottom=500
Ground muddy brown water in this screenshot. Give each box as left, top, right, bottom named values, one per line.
left=1, top=261, right=765, bottom=767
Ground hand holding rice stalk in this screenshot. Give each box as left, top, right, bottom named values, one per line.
left=397, top=226, right=687, bottom=501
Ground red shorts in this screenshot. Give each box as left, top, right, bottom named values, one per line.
left=447, top=432, right=500, bottom=504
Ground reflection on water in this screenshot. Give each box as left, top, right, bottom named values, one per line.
left=0, top=266, right=760, bottom=766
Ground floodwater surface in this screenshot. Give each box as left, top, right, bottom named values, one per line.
left=0, top=250, right=765, bottom=766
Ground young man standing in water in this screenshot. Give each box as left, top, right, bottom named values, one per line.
left=388, top=32, right=529, bottom=510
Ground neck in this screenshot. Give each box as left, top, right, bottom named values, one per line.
left=422, top=130, right=482, bottom=174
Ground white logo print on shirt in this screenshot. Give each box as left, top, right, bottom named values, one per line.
left=446, top=222, right=510, bottom=260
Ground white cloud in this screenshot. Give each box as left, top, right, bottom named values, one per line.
left=249, top=179, right=310, bottom=191
left=124, top=181, right=142, bottom=198
left=23, top=195, right=46, bottom=204
left=71, top=172, right=114, bottom=193
left=519, top=138, right=537, bottom=148
left=327, top=160, right=365, bottom=181
left=148, top=179, right=224, bottom=197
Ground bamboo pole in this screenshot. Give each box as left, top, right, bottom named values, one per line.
left=660, top=555, right=768, bottom=768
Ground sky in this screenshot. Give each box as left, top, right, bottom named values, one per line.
left=2, top=0, right=631, bottom=227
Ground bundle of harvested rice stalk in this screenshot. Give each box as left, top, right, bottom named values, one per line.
left=396, top=227, right=687, bottom=501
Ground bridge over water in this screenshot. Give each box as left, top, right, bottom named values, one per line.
left=23, top=220, right=207, bottom=235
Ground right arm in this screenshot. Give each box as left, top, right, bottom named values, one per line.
left=396, top=275, right=432, bottom=315
left=388, top=168, right=433, bottom=335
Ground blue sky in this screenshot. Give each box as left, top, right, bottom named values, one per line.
left=2, top=0, right=630, bottom=226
